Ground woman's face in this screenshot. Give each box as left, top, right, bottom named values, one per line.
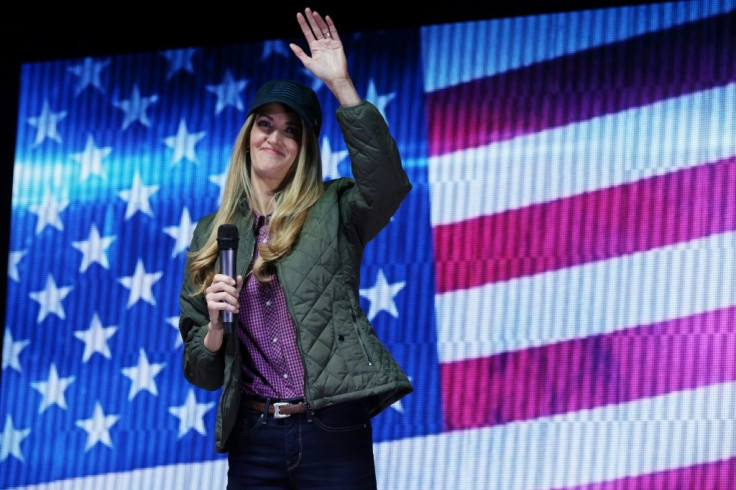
left=248, top=102, right=303, bottom=189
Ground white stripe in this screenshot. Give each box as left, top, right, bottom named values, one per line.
left=421, top=0, right=736, bottom=93
left=375, top=381, right=736, bottom=490
left=7, top=459, right=227, bottom=490
left=436, top=229, right=736, bottom=362
left=10, top=383, right=735, bottom=490
left=428, top=82, right=736, bottom=226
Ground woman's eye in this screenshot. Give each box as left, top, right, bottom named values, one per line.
left=286, top=126, right=301, bottom=136
left=257, top=120, right=271, bottom=129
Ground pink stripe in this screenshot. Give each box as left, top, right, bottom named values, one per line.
left=441, top=305, right=736, bottom=431
left=553, top=455, right=736, bottom=490
left=433, top=155, right=736, bottom=294
left=426, top=11, right=736, bottom=156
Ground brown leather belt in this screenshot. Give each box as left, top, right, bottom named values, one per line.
left=244, top=399, right=306, bottom=418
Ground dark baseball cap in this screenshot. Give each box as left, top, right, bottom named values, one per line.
left=247, top=79, right=322, bottom=135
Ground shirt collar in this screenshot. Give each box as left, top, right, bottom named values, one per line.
left=252, top=211, right=271, bottom=232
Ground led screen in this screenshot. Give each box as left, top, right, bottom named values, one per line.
left=3, top=1, right=736, bottom=488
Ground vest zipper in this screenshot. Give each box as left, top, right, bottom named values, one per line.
left=275, top=262, right=312, bottom=409
left=352, top=310, right=374, bottom=366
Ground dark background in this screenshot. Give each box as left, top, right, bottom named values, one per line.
left=0, top=0, right=662, bottom=334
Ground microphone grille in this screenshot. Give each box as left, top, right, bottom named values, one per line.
left=217, top=224, right=239, bottom=247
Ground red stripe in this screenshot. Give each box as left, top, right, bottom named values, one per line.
left=441, top=305, right=736, bottom=431
left=426, top=10, right=736, bottom=156
left=433, top=155, right=736, bottom=294
left=553, top=455, right=736, bottom=490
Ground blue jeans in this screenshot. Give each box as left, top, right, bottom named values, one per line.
left=226, top=397, right=377, bottom=490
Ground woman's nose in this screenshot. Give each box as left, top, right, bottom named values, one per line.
left=266, top=130, right=282, bottom=144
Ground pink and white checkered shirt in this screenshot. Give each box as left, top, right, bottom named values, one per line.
left=237, top=214, right=305, bottom=399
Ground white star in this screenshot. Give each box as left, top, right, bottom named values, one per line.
left=163, top=207, right=197, bottom=257
left=8, top=249, right=27, bottom=282
left=168, top=316, right=183, bottom=349
left=320, top=137, right=349, bottom=180
left=359, top=268, right=405, bottom=321
left=74, top=313, right=118, bottom=363
left=113, top=84, right=159, bottom=130
left=67, top=57, right=110, bottom=95
left=31, top=363, right=75, bottom=414
left=169, top=389, right=215, bottom=439
left=29, top=274, right=73, bottom=323
left=159, top=48, right=198, bottom=80
left=75, top=401, right=120, bottom=451
left=28, top=191, right=68, bottom=234
left=0, top=415, right=31, bottom=463
left=364, top=80, right=396, bottom=125
left=209, top=172, right=227, bottom=205
left=26, top=99, right=67, bottom=146
left=163, top=119, right=206, bottom=166
left=72, top=223, right=116, bottom=272
left=117, top=259, right=163, bottom=308
left=206, top=70, right=248, bottom=115
left=121, top=348, right=166, bottom=400
left=261, top=40, right=290, bottom=60
left=70, top=134, right=112, bottom=181
left=2, top=329, right=30, bottom=373
left=117, top=171, right=159, bottom=220
left=390, top=376, right=412, bottom=414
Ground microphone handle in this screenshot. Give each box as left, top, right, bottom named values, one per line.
left=220, top=247, right=236, bottom=334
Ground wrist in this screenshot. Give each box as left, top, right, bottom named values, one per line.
left=328, top=78, right=360, bottom=107
left=204, top=323, right=224, bottom=353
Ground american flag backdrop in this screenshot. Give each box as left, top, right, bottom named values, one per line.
left=3, top=0, right=736, bottom=488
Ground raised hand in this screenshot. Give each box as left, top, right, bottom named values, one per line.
left=290, top=8, right=346, bottom=82
left=289, top=7, right=360, bottom=107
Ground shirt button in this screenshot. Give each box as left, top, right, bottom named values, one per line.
left=272, top=337, right=278, bottom=343
left=265, top=300, right=271, bottom=306
left=283, top=374, right=288, bottom=379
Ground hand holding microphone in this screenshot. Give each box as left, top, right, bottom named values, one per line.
left=206, top=224, right=241, bottom=339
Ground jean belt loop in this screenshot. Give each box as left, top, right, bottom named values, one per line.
left=260, top=397, right=270, bottom=424
left=305, top=402, right=313, bottom=423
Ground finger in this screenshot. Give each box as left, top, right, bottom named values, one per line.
left=289, top=42, right=308, bottom=62
left=208, top=296, right=238, bottom=315
left=223, top=290, right=239, bottom=306
left=206, top=286, right=232, bottom=302
left=325, top=15, right=340, bottom=42
left=296, top=11, right=316, bottom=41
left=212, top=273, right=236, bottom=286
left=310, top=10, right=331, bottom=39
left=207, top=286, right=237, bottom=304
left=304, top=8, right=326, bottom=39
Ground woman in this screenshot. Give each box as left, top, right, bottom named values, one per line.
left=178, top=7, right=413, bottom=490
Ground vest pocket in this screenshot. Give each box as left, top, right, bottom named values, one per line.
left=351, top=310, right=374, bottom=367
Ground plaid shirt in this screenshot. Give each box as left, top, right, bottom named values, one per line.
left=237, top=214, right=305, bottom=399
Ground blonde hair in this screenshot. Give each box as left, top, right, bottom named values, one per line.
left=187, top=109, right=324, bottom=295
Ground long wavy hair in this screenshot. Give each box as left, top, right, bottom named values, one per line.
left=187, top=107, right=323, bottom=295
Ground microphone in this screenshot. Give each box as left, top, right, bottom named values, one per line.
left=217, top=224, right=239, bottom=334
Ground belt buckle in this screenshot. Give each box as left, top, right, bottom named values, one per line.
left=272, top=402, right=291, bottom=418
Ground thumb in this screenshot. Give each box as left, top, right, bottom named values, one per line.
left=289, top=43, right=309, bottom=64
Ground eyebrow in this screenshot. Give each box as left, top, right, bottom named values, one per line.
left=258, top=114, right=301, bottom=127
